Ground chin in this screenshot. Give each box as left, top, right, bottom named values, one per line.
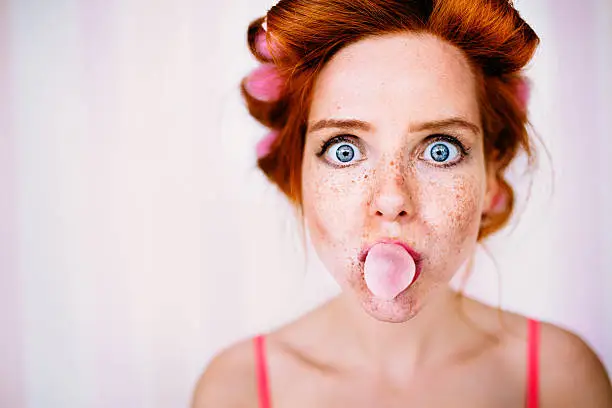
left=361, top=301, right=420, bottom=323
left=353, top=282, right=424, bottom=323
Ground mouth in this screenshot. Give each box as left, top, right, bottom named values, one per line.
left=358, top=238, right=423, bottom=276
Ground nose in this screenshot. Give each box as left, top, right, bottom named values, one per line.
left=373, top=193, right=409, bottom=221
left=370, top=163, right=415, bottom=222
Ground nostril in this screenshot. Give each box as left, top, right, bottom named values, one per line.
left=376, top=210, right=407, bottom=218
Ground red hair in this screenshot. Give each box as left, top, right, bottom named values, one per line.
left=241, top=0, right=539, bottom=240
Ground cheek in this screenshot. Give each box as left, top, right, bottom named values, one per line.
left=422, top=176, right=482, bottom=226
left=301, top=157, right=372, bottom=273
left=418, top=172, right=484, bottom=266
left=302, top=161, right=369, bottom=245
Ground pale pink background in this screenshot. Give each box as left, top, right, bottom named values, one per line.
left=1, top=0, right=611, bottom=407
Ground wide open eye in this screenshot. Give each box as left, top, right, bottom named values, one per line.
left=319, top=135, right=365, bottom=167
left=422, top=136, right=464, bottom=166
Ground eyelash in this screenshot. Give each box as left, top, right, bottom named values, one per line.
left=316, top=134, right=360, bottom=158
left=422, top=134, right=471, bottom=168
left=316, top=133, right=471, bottom=167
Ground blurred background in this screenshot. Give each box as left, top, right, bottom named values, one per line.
left=1, top=0, right=611, bottom=407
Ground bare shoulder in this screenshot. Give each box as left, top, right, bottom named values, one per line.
left=191, top=301, right=335, bottom=408
left=191, top=338, right=258, bottom=408
left=537, top=322, right=612, bottom=407
left=459, top=297, right=612, bottom=406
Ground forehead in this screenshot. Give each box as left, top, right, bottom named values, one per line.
left=309, top=33, right=480, bottom=127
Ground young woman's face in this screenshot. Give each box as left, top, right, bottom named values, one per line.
left=302, top=33, right=496, bottom=322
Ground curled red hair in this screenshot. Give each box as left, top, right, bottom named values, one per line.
left=241, top=0, right=539, bottom=240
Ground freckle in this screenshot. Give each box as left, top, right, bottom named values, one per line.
left=390, top=161, right=394, bottom=166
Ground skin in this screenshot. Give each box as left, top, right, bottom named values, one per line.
left=193, top=33, right=612, bottom=407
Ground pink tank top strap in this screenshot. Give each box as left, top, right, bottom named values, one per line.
left=526, top=318, right=540, bottom=408
left=253, top=335, right=272, bottom=408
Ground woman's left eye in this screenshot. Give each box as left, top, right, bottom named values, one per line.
left=423, top=138, right=462, bottom=165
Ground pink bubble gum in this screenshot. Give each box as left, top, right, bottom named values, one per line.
left=256, top=130, right=279, bottom=159
left=245, top=63, right=283, bottom=102
left=363, top=243, right=416, bottom=301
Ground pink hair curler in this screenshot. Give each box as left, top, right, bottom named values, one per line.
left=245, top=63, right=284, bottom=102
left=515, top=77, right=531, bottom=111
left=256, top=130, right=279, bottom=158
left=255, top=31, right=274, bottom=60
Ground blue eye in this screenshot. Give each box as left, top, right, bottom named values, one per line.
left=334, top=144, right=355, bottom=162
left=319, top=136, right=364, bottom=166
left=424, top=140, right=460, bottom=164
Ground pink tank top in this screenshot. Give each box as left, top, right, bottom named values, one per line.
left=254, top=318, right=541, bottom=408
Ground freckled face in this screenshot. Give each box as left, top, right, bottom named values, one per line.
left=301, top=33, right=495, bottom=322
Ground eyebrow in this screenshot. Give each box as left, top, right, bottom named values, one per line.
left=307, top=117, right=481, bottom=135
left=410, top=118, right=481, bottom=135
left=307, top=118, right=371, bottom=133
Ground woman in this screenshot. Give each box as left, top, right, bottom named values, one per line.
left=193, top=0, right=612, bottom=406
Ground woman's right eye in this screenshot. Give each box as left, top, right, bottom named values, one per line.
left=318, top=135, right=365, bottom=167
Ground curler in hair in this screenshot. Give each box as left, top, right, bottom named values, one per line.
left=244, top=63, right=284, bottom=102
left=256, top=130, right=279, bottom=159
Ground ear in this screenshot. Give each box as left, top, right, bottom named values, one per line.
left=483, top=163, right=500, bottom=214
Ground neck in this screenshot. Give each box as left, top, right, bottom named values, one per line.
left=330, top=286, right=469, bottom=371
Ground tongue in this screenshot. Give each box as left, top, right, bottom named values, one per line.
left=363, top=243, right=416, bottom=300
